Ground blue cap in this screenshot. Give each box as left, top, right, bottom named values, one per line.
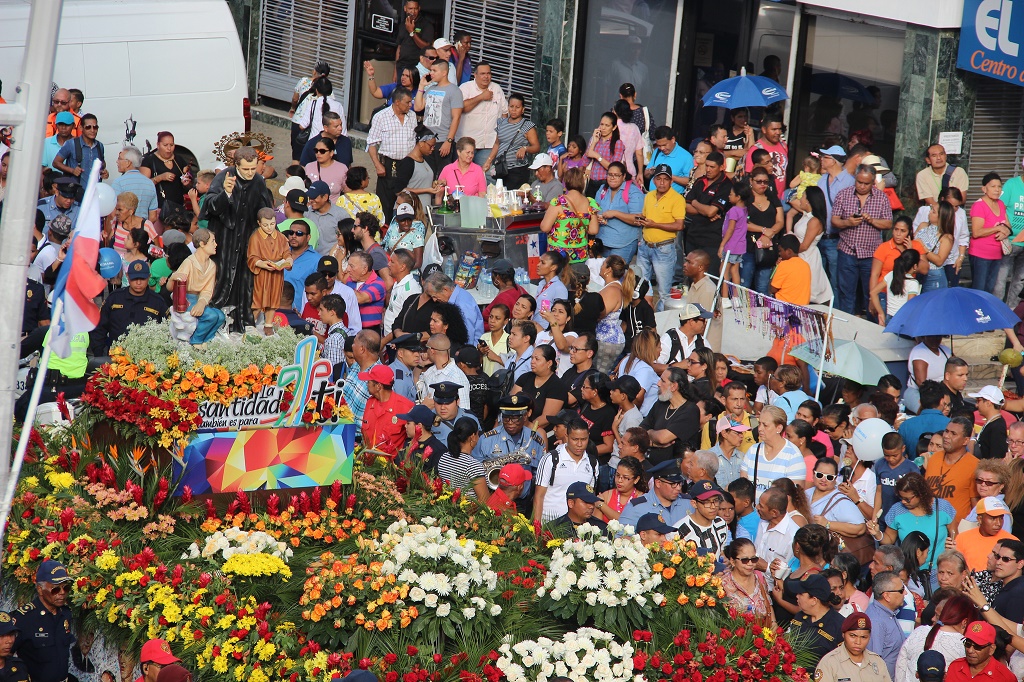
left=36, top=559, right=72, bottom=584
left=817, top=145, right=847, bottom=158
left=566, top=482, right=599, bottom=503
left=307, top=180, right=330, bottom=199
left=647, top=459, right=683, bottom=483
left=635, top=513, right=676, bottom=534
left=397, top=404, right=435, bottom=427
left=55, top=112, right=75, bottom=125
left=430, top=382, right=463, bottom=404
left=127, top=260, right=151, bottom=280
left=917, top=650, right=945, bottom=682
left=0, top=612, right=19, bottom=636
left=787, top=573, right=831, bottom=601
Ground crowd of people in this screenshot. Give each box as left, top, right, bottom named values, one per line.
left=10, top=10, right=1024, bottom=682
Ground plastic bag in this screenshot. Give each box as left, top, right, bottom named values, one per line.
left=422, top=232, right=442, bottom=270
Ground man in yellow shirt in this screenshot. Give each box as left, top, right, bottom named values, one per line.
left=770, top=234, right=811, bottom=305
left=638, top=164, right=686, bottom=311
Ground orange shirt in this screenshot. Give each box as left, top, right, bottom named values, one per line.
left=957, top=528, right=1017, bottom=571
left=768, top=329, right=806, bottom=367
left=45, top=111, right=81, bottom=137
left=771, top=257, right=811, bottom=306
left=923, top=450, right=978, bottom=524
left=872, top=239, right=927, bottom=282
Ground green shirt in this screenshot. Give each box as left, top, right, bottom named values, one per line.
left=46, top=331, right=88, bottom=378
left=1001, top=175, right=1024, bottom=237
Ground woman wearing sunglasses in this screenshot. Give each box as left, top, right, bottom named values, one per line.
left=807, top=459, right=869, bottom=565
left=722, top=538, right=776, bottom=627
left=304, top=137, right=348, bottom=203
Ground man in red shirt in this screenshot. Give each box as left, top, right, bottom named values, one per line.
left=743, top=114, right=788, bottom=197
left=486, top=464, right=529, bottom=515
left=359, top=365, right=414, bottom=456
left=946, top=621, right=1016, bottom=682
left=482, top=259, right=525, bottom=320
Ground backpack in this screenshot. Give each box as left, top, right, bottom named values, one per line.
left=74, top=137, right=105, bottom=169
left=666, top=328, right=704, bottom=365
left=941, top=164, right=957, bottom=191
left=547, top=446, right=599, bottom=486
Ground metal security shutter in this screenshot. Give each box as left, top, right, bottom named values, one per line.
left=966, top=79, right=1024, bottom=202
left=257, top=0, right=354, bottom=107
left=449, top=0, right=539, bottom=114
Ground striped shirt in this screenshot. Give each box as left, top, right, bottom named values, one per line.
left=111, top=169, right=159, bottom=219
left=366, top=106, right=417, bottom=160
left=435, top=452, right=486, bottom=498
left=676, top=515, right=730, bottom=557
left=740, top=441, right=808, bottom=501
left=348, top=271, right=386, bottom=328
left=322, top=322, right=347, bottom=370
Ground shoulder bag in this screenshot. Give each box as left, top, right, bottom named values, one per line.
left=821, top=493, right=875, bottom=564
left=495, top=120, right=527, bottom=178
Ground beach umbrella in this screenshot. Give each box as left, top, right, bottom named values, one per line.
left=883, top=287, right=1019, bottom=338
left=701, top=67, right=788, bottom=109
left=789, top=339, right=890, bottom=385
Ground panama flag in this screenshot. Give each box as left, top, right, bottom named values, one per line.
left=49, top=160, right=106, bottom=358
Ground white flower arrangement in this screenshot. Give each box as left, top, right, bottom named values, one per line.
left=372, top=519, right=503, bottom=635
left=497, top=628, right=640, bottom=682
left=536, top=521, right=661, bottom=636
left=182, top=527, right=294, bottom=563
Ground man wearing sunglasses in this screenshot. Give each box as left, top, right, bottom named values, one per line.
left=10, top=560, right=75, bottom=682
left=52, top=113, right=107, bottom=185
left=282, top=218, right=320, bottom=312
left=945, top=621, right=1015, bottom=682
left=45, top=88, right=80, bottom=137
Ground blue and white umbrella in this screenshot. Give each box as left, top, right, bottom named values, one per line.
left=701, top=67, right=789, bottom=109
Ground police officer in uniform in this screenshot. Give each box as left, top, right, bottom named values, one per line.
left=11, top=560, right=75, bottom=682
left=787, top=573, right=845, bottom=673
left=814, top=613, right=892, bottom=682
left=430, top=382, right=480, bottom=443
left=90, top=261, right=169, bottom=355
left=20, top=278, right=50, bottom=359
left=37, top=177, right=81, bottom=225
left=617, top=460, right=695, bottom=531
left=387, top=333, right=422, bottom=404
left=0, top=612, right=29, bottom=682
left=473, top=395, right=546, bottom=467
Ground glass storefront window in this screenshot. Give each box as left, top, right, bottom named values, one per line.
left=575, top=0, right=681, bottom=134
left=793, top=15, right=905, bottom=169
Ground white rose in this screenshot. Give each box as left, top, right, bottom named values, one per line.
left=424, top=593, right=438, bottom=607
left=436, top=602, right=451, bottom=617
left=462, top=607, right=477, bottom=619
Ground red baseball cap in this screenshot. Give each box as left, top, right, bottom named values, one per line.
left=358, top=365, right=395, bottom=385
left=498, top=464, right=529, bottom=486
left=964, top=621, right=996, bottom=647
left=141, top=639, right=180, bottom=665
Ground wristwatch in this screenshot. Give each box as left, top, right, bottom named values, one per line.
left=447, top=137, right=455, bottom=143
left=982, top=603, right=992, bottom=612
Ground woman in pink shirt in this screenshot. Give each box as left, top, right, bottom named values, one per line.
left=613, top=99, right=645, bottom=179
left=438, top=137, right=487, bottom=197
left=969, top=172, right=1012, bottom=294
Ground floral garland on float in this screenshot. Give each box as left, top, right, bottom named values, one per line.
left=1, top=423, right=813, bottom=682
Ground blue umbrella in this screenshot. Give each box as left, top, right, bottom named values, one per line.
left=883, top=288, right=1019, bottom=337
left=701, top=67, right=789, bottom=109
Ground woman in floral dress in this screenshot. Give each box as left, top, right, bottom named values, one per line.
left=540, top=167, right=599, bottom=264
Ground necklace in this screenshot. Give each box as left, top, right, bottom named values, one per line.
left=663, top=400, right=683, bottom=420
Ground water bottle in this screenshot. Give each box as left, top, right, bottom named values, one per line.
left=443, top=254, right=456, bottom=279
left=515, top=268, right=528, bottom=287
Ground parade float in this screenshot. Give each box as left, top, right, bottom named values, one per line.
left=2, top=322, right=812, bottom=682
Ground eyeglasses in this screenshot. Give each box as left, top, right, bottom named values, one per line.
left=996, top=554, right=1019, bottom=563
left=502, top=414, right=525, bottom=421
left=52, top=99, right=69, bottom=105
left=1008, top=439, right=1024, bottom=447
left=82, top=124, right=98, bottom=130
left=614, top=473, right=637, bottom=480
left=315, top=148, right=330, bottom=154
left=426, top=346, right=448, bottom=352
left=882, top=585, right=907, bottom=594
left=697, top=498, right=720, bottom=506
left=283, top=230, right=307, bottom=237
left=976, top=478, right=1001, bottom=487
left=736, top=556, right=759, bottom=565
left=688, top=358, right=702, bottom=365
left=814, top=471, right=837, bottom=481
left=658, top=479, right=683, bottom=487
left=568, top=346, right=586, bottom=352
left=823, top=422, right=846, bottom=433
left=49, top=584, right=71, bottom=595
left=752, top=179, right=769, bottom=185
left=898, top=495, right=917, bottom=505
left=963, top=640, right=991, bottom=650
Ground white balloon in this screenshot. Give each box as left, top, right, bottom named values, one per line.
left=95, top=183, right=117, bottom=216
left=848, top=418, right=894, bottom=462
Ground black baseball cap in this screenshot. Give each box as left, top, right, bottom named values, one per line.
left=318, top=256, right=339, bottom=274
left=454, top=346, right=482, bottom=368
left=286, top=189, right=308, bottom=213
left=608, top=375, right=642, bottom=402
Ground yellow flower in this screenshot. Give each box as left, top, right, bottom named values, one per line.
left=96, top=550, right=120, bottom=571
left=45, top=471, right=75, bottom=491
left=221, top=553, right=292, bottom=579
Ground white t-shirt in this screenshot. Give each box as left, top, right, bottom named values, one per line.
left=536, top=330, right=576, bottom=377
left=845, top=465, right=877, bottom=508
left=456, top=81, right=507, bottom=148
left=883, top=272, right=921, bottom=317
left=906, top=341, right=951, bottom=389
left=616, top=357, right=660, bottom=415
left=740, top=440, right=807, bottom=501
left=755, top=385, right=780, bottom=406
left=534, top=444, right=597, bottom=521
left=657, top=328, right=704, bottom=366
left=330, top=280, right=363, bottom=336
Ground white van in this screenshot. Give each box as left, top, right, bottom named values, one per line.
left=0, top=0, right=248, bottom=172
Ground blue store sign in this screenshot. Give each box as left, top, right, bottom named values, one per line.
left=958, top=0, right=1024, bottom=86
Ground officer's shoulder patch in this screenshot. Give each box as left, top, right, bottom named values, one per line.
left=483, top=428, right=499, bottom=437
left=626, top=495, right=648, bottom=507
left=15, top=604, right=31, bottom=614
left=530, top=430, right=546, bottom=445
left=813, top=670, right=822, bottom=682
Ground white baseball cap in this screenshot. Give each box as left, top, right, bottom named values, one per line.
left=278, top=176, right=306, bottom=197
left=968, top=385, right=1005, bottom=405
left=432, top=38, right=453, bottom=50
left=528, top=153, right=554, bottom=170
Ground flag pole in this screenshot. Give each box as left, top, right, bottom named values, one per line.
left=814, top=299, right=835, bottom=402
left=0, top=297, right=62, bottom=546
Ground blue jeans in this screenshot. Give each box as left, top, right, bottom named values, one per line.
left=740, top=253, right=773, bottom=294
left=604, top=242, right=638, bottom=264
left=819, top=238, right=839, bottom=290
left=187, top=294, right=225, bottom=344
left=944, top=264, right=961, bottom=288
left=637, top=240, right=676, bottom=311
left=921, top=266, right=947, bottom=292
left=970, top=255, right=1000, bottom=294
left=836, top=251, right=873, bottom=314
